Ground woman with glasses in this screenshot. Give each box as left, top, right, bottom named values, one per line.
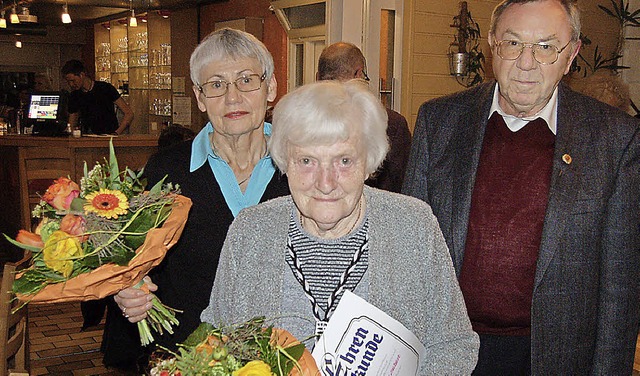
left=104, top=28, right=290, bottom=372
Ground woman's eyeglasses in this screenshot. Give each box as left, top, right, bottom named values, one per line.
left=198, top=73, right=266, bottom=98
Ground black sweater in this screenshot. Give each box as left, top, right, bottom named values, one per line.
left=102, top=140, right=290, bottom=366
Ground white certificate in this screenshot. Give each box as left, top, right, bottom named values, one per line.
left=312, top=290, right=426, bottom=375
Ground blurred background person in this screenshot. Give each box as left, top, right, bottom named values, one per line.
left=569, top=70, right=631, bottom=113
left=34, top=73, right=53, bottom=91
left=316, top=42, right=411, bottom=193
left=109, top=28, right=290, bottom=372
left=200, top=80, right=479, bottom=374
left=157, top=124, right=196, bottom=150
left=62, top=59, right=133, bottom=135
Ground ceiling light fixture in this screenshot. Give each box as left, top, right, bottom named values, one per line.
left=10, top=5, right=19, bottom=24
left=62, top=3, right=71, bottom=24
left=0, top=1, right=5, bottom=29
left=129, top=9, right=137, bottom=27
left=129, top=0, right=137, bottom=27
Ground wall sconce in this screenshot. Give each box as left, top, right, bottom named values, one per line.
left=447, top=1, right=485, bottom=87
left=10, top=5, right=19, bottom=24
left=0, top=11, right=6, bottom=29
left=62, top=3, right=72, bottom=24
left=15, top=40, right=22, bottom=48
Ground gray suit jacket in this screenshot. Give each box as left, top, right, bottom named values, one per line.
left=403, top=81, right=640, bottom=375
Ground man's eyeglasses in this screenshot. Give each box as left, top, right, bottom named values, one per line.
left=197, top=73, right=266, bottom=98
left=355, top=62, right=371, bottom=82
left=495, top=40, right=572, bottom=65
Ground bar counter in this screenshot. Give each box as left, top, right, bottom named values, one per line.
left=0, top=134, right=158, bottom=256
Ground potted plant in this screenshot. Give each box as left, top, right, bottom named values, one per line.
left=448, top=1, right=485, bottom=87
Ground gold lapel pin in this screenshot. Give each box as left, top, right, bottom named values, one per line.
left=562, top=154, right=572, bottom=165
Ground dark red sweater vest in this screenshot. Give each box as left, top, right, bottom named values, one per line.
left=459, top=113, right=554, bottom=336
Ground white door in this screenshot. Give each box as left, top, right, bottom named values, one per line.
left=364, top=0, right=403, bottom=111
left=288, top=37, right=325, bottom=90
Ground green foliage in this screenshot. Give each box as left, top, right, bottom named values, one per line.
left=575, top=42, right=630, bottom=77
left=573, top=0, right=637, bottom=77
left=184, top=322, right=217, bottom=346
left=450, top=7, right=485, bottom=87
left=599, top=0, right=640, bottom=28
left=152, top=317, right=306, bottom=376
left=464, top=44, right=486, bottom=88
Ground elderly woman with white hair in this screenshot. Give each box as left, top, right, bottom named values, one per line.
left=200, top=80, right=479, bottom=374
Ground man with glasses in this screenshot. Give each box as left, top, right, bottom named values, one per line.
left=317, top=42, right=412, bottom=193
left=403, top=0, right=640, bottom=374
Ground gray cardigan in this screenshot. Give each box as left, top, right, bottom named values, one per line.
left=201, top=186, right=479, bottom=375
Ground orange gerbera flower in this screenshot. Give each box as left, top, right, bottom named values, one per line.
left=84, top=189, right=129, bottom=219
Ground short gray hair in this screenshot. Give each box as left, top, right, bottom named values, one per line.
left=189, top=28, right=274, bottom=86
left=489, top=0, right=581, bottom=41
left=269, top=80, right=389, bottom=176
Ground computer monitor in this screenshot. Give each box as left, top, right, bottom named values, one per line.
left=27, top=91, right=68, bottom=136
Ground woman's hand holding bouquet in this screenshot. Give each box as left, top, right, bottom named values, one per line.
left=115, top=276, right=161, bottom=324
left=5, top=140, right=191, bottom=346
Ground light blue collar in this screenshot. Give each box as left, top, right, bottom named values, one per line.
left=189, top=122, right=276, bottom=217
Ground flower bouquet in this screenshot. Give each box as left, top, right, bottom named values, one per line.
left=149, top=317, right=320, bottom=376
left=5, top=140, right=192, bottom=346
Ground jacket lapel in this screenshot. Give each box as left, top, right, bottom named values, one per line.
left=534, top=84, right=586, bottom=288
left=450, top=83, right=494, bottom=274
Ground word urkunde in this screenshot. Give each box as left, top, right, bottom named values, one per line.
left=323, top=327, right=384, bottom=376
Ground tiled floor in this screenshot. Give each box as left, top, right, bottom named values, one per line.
left=28, top=302, right=126, bottom=376
left=25, top=301, right=640, bottom=375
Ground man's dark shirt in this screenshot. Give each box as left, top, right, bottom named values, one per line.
left=366, top=108, right=412, bottom=192
left=68, top=81, right=120, bottom=134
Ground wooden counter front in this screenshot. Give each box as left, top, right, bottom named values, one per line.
left=0, top=135, right=158, bottom=255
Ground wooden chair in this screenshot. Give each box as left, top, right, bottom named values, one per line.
left=18, top=146, right=73, bottom=231
left=0, top=251, right=32, bottom=376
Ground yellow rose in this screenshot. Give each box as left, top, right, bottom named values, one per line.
left=232, top=360, right=274, bottom=376
left=43, top=230, right=84, bottom=278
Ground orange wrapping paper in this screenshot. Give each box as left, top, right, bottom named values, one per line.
left=16, top=194, right=192, bottom=304
left=272, top=328, right=321, bottom=376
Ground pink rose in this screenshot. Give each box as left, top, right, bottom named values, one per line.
left=16, top=229, right=44, bottom=248
left=60, top=214, right=88, bottom=242
left=42, top=177, right=80, bottom=211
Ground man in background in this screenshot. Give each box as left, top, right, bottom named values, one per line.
left=62, top=60, right=133, bottom=135
left=317, top=42, right=411, bottom=193
left=403, top=0, right=640, bottom=374
left=34, top=73, right=53, bottom=92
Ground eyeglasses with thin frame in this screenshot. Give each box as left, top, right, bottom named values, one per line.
left=355, top=62, right=371, bottom=82
left=197, top=72, right=267, bottom=98
left=494, top=40, right=572, bottom=65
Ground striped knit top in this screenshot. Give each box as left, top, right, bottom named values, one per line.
left=285, top=209, right=369, bottom=324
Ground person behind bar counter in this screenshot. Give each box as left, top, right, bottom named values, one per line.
left=62, top=60, right=133, bottom=135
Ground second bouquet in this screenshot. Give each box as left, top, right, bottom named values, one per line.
left=6, top=140, right=191, bottom=346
